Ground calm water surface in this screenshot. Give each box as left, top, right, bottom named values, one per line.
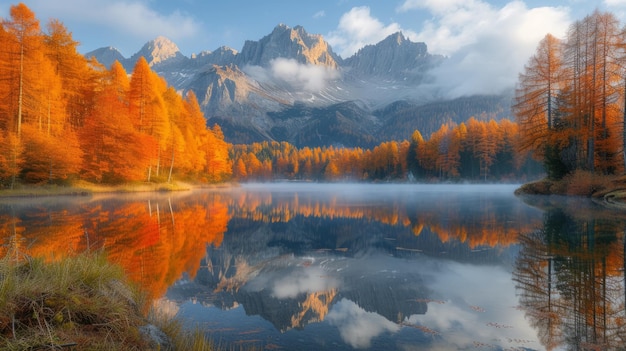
left=1, top=183, right=625, bottom=350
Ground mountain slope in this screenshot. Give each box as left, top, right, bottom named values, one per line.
left=86, top=25, right=512, bottom=147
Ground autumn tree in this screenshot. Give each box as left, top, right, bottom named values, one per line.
left=128, top=57, right=169, bottom=181
left=80, top=61, right=153, bottom=182
left=515, top=11, right=626, bottom=178
left=514, top=34, right=563, bottom=178
left=0, top=131, right=23, bottom=187
left=44, top=19, right=96, bottom=129
left=0, top=3, right=47, bottom=137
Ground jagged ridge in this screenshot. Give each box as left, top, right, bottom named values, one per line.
left=85, top=24, right=510, bottom=147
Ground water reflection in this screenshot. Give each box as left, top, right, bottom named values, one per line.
left=167, top=184, right=543, bottom=350
left=0, top=192, right=228, bottom=300
left=2, top=184, right=626, bottom=349
left=514, top=196, right=626, bottom=350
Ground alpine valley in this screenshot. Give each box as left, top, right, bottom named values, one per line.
left=86, top=24, right=512, bottom=148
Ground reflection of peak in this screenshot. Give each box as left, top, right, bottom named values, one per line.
left=290, top=289, right=337, bottom=329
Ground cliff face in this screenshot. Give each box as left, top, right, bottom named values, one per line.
left=345, top=31, right=441, bottom=79
left=129, top=36, right=187, bottom=67
left=237, top=24, right=341, bottom=68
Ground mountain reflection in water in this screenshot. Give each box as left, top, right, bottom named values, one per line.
left=1, top=184, right=625, bottom=349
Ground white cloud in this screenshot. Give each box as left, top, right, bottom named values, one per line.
left=326, top=6, right=417, bottom=58
left=605, top=0, right=626, bottom=6
left=405, top=261, right=541, bottom=349
left=313, top=10, right=326, bottom=19
left=245, top=58, right=339, bottom=92
left=327, top=299, right=400, bottom=348
left=26, top=0, right=200, bottom=43
left=253, top=58, right=339, bottom=92
left=102, top=2, right=198, bottom=39
left=396, top=0, right=571, bottom=97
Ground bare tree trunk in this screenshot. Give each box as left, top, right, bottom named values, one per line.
left=167, top=147, right=175, bottom=183
left=623, top=77, right=626, bottom=172
left=17, top=43, right=24, bottom=138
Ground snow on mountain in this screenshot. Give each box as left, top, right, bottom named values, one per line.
left=130, top=36, right=187, bottom=67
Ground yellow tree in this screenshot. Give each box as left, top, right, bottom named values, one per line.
left=128, top=57, right=170, bottom=180
left=0, top=3, right=46, bottom=137
left=81, top=61, right=152, bottom=182
left=44, top=18, right=95, bottom=129
left=179, top=91, right=208, bottom=177
left=513, top=34, right=562, bottom=157
left=0, top=131, right=23, bottom=188
left=201, top=124, right=231, bottom=182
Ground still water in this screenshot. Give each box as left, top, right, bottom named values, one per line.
left=1, top=183, right=625, bottom=350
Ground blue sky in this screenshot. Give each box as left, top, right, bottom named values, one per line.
left=1, top=0, right=625, bottom=96
left=0, top=0, right=618, bottom=57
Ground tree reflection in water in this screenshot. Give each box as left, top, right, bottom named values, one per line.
left=0, top=192, right=229, bottom=300
left=514, top=196, right=626, bottom=350
left=8, top=185, right=622, bottom=349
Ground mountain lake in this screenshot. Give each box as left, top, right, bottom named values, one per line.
left=1, top=183, right=624, bottom=350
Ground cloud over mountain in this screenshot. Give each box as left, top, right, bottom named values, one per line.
left=326, top=6, right=418, bottom=58
left=397, top=0, right=571, bottom=97
left=269, top=58, right=341, bottom=91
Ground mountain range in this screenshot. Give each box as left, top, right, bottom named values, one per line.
left=86, top=24, right=512, bottom=147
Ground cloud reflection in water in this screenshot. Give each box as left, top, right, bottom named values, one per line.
left=327, top=298, right=400, bottom=348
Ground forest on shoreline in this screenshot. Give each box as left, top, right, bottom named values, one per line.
left=8, top=5, right=626, bottom=188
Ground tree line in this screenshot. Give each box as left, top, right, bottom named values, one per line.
left=230, top=117, right=540, bottom=182
left=515, top=10, right=626, bottom=179
left=0, top=3, right=230, bottom=187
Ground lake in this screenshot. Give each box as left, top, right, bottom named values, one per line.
left=1, top=183, right=624, bottom=350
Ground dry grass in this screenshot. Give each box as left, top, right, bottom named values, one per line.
left=0, top=252, right=150, bottom=350
left=0, top=180, right=194, bottom=198
left=0, top=251, right=219, bottom=350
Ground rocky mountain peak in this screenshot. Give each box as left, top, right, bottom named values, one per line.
left=131, top=36, right=185, bottom=66
left=84, top=46, right=125, bottom=68
left=384, top=31, right=407, bottom=46
left=237, top=24, right=340, bottom=68
left=344, top=31, right=433, bottom=78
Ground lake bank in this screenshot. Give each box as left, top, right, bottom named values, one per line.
left=0, top=181, right=236, bottom=198
left=515, top=171, right=626, bottom=208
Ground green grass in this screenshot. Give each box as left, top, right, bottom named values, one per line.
left=0, top=251, right=216, bottom=350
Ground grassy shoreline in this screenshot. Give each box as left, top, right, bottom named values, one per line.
left=0, top=181, right=237, bottom=198
left=0, top=252, right=215, bottom=350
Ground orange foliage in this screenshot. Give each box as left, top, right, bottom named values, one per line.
left=0, top=4, right=230, bottom=185
left=231, top=118, right=530, bottom=182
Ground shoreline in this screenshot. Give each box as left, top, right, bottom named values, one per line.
left=514, top=172, right=626, bottom=209
left=0, top=181, right=237, bottom=199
